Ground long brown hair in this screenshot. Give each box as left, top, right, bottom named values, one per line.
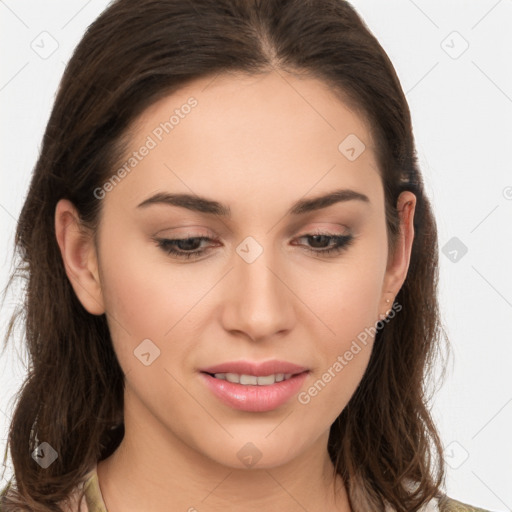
left=1, top=0, right=450, bottom=510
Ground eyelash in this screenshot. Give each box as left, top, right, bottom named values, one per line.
left=153, top=232, right=354, bottom=260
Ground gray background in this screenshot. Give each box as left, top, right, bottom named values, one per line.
left=1, top=1, right=511, bottom=509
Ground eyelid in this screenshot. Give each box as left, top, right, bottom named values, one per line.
left=153, top=229, right=355, bottom=261
left=154, top=226, right=215, bottom=238
left=154, top=224, right=349, bottom=243
left=297, top=224, right=349, bottom=235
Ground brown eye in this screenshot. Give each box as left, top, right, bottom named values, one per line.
left=154, top=236, right=216, bottom=260
left=294, top=233, right=354, bottom=256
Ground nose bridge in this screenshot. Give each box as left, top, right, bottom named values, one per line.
left=236, top=234, right=286, bottom=306
left=223, top=234, right=294, bottom=338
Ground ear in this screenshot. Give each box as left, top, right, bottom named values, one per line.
left=54, top=198, right=105, bottom=315
left=379, top=191, right=416, bottom=317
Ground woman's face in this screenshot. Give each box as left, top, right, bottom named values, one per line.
left=57, top=70, right=415, bottom=470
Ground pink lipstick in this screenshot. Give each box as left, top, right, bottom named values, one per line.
left=199, top=360, right=309, bottom=412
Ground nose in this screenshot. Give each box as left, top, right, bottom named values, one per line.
left=220, top=240, right=295, bottom=343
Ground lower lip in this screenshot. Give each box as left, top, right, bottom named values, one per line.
left=200, top=371, right=309, bottom=412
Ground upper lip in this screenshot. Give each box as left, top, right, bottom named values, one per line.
left=200, top=360, right=309, bottom=377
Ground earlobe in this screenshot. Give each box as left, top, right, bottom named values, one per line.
left=54, top=199, right=105, bottom=315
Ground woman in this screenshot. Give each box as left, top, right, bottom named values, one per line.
left=0, top=0, right=494, bottom=510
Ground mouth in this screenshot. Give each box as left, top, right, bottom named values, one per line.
left=202, top=371, right=302, bottom=386
left=199, top=359, right=309, bottom=378
left=199, top=369, right=310, bottom=412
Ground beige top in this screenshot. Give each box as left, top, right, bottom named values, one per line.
left=70, top=463, right=492, bottom=512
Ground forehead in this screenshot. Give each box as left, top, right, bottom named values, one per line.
left=104, top=70, right=382, bottom=218
left=134, top=70, right=375, bottom=155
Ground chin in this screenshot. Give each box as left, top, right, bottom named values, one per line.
left=196, top=436, right=306, bottom=470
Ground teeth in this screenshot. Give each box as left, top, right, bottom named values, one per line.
left=213, top=372, right=293, bottom=385
left=240, top=374, right=258, bottom=385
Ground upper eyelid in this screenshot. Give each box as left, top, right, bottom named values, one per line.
left=154, top=230, right=356, bottom=262
left=156, top=231, right=351, bottom=249
left=155, top=223, right=350, bottom=237
left=157, top=231, right=349, bottom=242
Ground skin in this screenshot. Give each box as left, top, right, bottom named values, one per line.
left=55, top=70, right=416, bottom=512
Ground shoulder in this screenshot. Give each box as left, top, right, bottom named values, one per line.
left=59, top=464, right=107, bottom=512
left=399, top=479, right=494, bottom=512
left=437, top=494, right=496, bottom=512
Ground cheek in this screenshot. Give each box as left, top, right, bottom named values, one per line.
left=293, top=245, right=386, bottom=413
left=101, top=212, right=212, bottom=324
left=301, top=251, right=386, bottom=350
left=97, top=228, right=207, bottom=370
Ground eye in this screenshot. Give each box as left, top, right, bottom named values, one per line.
left=153, top=231, right=354, bottom=260
left=293, top=232, right=354, bottom=256
left=153, top=235, right=216, bottom=260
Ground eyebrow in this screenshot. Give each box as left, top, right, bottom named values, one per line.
left=136, top=188, right=370, bottom=217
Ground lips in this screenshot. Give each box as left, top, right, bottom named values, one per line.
left=199, top=359, right=308, bottom=377
left=200, top=371, right=309, bottom=412
left=198, top=359, right=310, bottom=412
